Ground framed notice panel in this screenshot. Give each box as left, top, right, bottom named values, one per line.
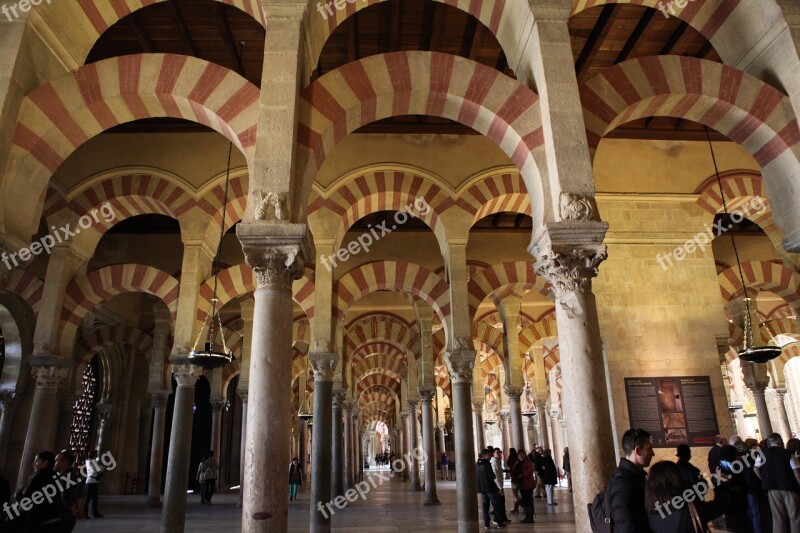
left=624, top=376, right=719, bottom=448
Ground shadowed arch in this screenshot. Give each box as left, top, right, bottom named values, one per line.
left=75, top=325, right=153, bottom=365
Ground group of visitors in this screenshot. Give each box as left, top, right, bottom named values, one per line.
left=1, top=449, right=106, bottom=532
left=476, top=445, right=564, bottom=530
left=375, top=452, right=390, bottom=468
left=593, top=428, right=800, bottom=532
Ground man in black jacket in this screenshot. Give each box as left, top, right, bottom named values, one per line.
left=755, top=433, right=800, bottom=531
left=476, top=448, right=504, bottom=530
left=607, top=428, right=655, bottom=533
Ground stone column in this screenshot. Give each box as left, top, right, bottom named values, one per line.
left=420, top=390, right=439, bottom=504
left=298, top=418, right=308, bottom=479
left=331, top=391, right=345, bottom=496
left=161, top=363, right=201, bottom=533
left=342, top=400, right=353, bottom=491
left=238, top=236, right=305, bottom=533
left=534, top=400, right=548, bottom=448
left=0, top=391, right=16, bottom=469
left=445, top=345, right=479, bottom=532
left=407, top=400, right=421, bottom=491
left=399, top=411, right=409, bottom=482
left=522, top=417, right=532, bottom=451
left=742, top=362, right=773, bottom=438
left=309, top=352, right=337, bottom=533
left=147, top=391, right=169, bottom=507
left=550, top=410, right=564, bottom=471
left=500, top=412, right=511, bottom=453
left=95, top=401, right=114, bottom=453
left=210, top=400, right=224, bottom=489
left=507, top=390, right=525, bottom=452
left=437, top=423, right=447, bottom=455
left=237, top=390, right=248, bottom=508
left=771, top=388, right=792, bottom=440
left=17, top=363, right=69, bottom=486
left=473, top=404, right=485, bottom=453
left=531, top=237, right=617, bottom=533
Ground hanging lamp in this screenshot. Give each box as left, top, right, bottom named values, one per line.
left=706, top=128, right=781, bottom=364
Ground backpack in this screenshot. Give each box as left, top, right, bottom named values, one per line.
left=587, top=487, right=612, bottom=533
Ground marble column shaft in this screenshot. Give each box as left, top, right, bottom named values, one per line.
left=408, top=401, right=420, bottom=491
left=420, top=391, right=439, bottom=504
left=473, top=405, right=485, bottom=454
left=753, top=388, right=774, bottom=438
left=500, top=412, right=511, bottom=454
left=437, top=423, right=446, bottom=455
left=240, top=248, right=302, bottom=533
left=17, top=364, right=68, bottom=487
left=342, top=401, right=353, bottom=491
left=772, top=389, right=792, bottom=440
left=161, top=364, right=200, bottom=533
left=96, top=401, right=114, bottom=453
left=331, top=392, right=345, bottom=496
left=237, top=391, right=248, bottom=508
left=507, top=392, right=525, bottom=452
left=147, top=392, right=168, bottom=507
left=309, top=353, right=336, bottom=533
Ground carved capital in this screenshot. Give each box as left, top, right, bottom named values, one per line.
left=171, top=363, right=202, bottom=387
left=504, top=385, right=522, bottom=400
left=31, top=365, right=69, bottom=390
left=332, top=390, right=346, bottom=407
left=499, top=411, right=510, bottom=422
left=773, top=387, right=788, bottom=399
left=150, top=391, right=169, bottom=409
left=309, top=352, right=338, bottom=382
left=532, top=245, right=606, bottom=319
left=559, top=192, right=595, bottom=221
left=341, top=400, right=354, bottom=412
left=445, top=348, right=476, bottom=384
left=419, top=389, right=436, bottom=403
left=400, top=410, right=410, bottom=421
left=211, top=400, right=226, bottom=413
left=237, top=389, right=249, bottom=404
left=247, top=247, right=303, bottom=290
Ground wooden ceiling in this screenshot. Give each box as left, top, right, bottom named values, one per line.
left=90, top=0, right=723, bottom=140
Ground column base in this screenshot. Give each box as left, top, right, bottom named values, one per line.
left=409, top=484, right=421, bottom=492
left=146, top=498, right=162, bottom=508
left=424, top=498, right=441, bottom=505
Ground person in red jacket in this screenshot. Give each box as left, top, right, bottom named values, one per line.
left=512, top=450, right=536, bottom=524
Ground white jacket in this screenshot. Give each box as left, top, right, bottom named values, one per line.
left=490, top=456, right=504, bottom=489
left=85, top=459, right=104, bottom=485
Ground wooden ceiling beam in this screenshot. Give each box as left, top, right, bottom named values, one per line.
left=575, top=4, right=616, bottom=83
left=659, top=22, right=688, bottom=55
left=420, top=1, right=436, bottom=50
left=460, top=16, right=479, bottom=59
left=347, top=15, right=359, bottom=63
left=695, top=41, right=714, bottom=60
left=389, top=0, right=402, bottom=51
left=128, top=11, right=155, bottom=53
left=215, top=3, right=245, bottom=76
left=615, top=9, right=655, bottom=64
left=468, top=22, right=484, bottom=60
left=168, top=0, right=199, bottom=57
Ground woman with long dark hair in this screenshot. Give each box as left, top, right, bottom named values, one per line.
left=506, top=448, right=521, bottom=514
left=646, top=461, right=727, bottom=532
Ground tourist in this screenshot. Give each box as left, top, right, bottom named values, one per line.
left=541, top=449, right=558, bottom=506
left=606, top=428, right=654, bottom=533
left=645, top=460, right=728, bottom=532
left=562, top=447, right=571, bottom=493
left=441, top=452, right=450, bottom=480
left=512, top=450, right=535, bottom=524
left=476, top=448, right=503, bottom=529
left=754, top=433, right=800, bottom=531
left=491, top=448, right=509, bottom=525
left=506, top=448, right=521, bottom=514
left=288, top=457, right=303, bottom=501
left=675, top=444, right=702, bottom=489
left=53, top=450, right=78, bottom=531
left=532, top=447, right=545, bottom=499
left=20, top=451, right=69, bottom=532
left=196, top=451, right=218, bottom=505
left=83, top=450, right=104, bottom=518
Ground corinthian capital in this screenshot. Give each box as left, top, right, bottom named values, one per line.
left=237, top=222, right=309, bottom=290
left=309, top=352, right=338, bottom=382
left=32, top=365, right=69, bottom=390
left=171, top=363, right=202, bottom=387
left=445, top=347, right=476, bottom=384
left=533, top=247, right=606, bottom=298
left=419, top=389, right=436, bottom=403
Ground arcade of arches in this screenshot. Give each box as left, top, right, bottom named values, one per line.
left=2, top=0, right=800, bottom=532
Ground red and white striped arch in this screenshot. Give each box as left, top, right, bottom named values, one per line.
left=435, top=365, right=452, bottom=397
left=459, top=169, right=531, bottom=225
left=345, top=313, right=420, bottom=360
left=4, top=54, right=258, bottom=242
left=478, top=351, right=503, bottom=377
left=358, top=387, right=399, bottom=411
left=356, top=372, right=402, bottom=397
left=59, top=264, right=179, bottom=355
left=196, top=264, right=316, bottom=323
left=297, top=51, right=545, bottom=225
left=333, top=261, right=450, bottom=323
left=75, top=325, right=153, bottom=365
left=581, top=56, right=800, bottom=167
left=304, top=0, right=534, bottom=87
left=308, top=167, right=455, bottom=251
left=717, top=261, right=800, bottom=315
left=353, top=354, right=406, bottom=382
left=294, top=317, right=311, bottom=346
left=3, top=271, right=44, bottom=314
left=468, top=261, right=549, bottom=319
left=30, top=1, right=264, bottom=68
left=351, top=341, right=409, bottom=369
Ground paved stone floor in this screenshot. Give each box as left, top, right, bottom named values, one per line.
left=72, top=469, right=579, bottom=532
